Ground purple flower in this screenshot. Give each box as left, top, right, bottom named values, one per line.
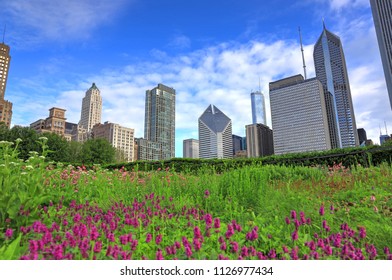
left=214, top=218, right=221, bottom=229
left=225, top=224, right=234, bottom=239
left=4, top=228, right=13, bottom=239
left=204, top=190, right=210, bottom=198
left=291, top=231, right=298, bottom=241
left=241, top=246, right=249, bottom=258
left=193, top=226, right=202, bottom=239
left=220, top=242, right=227, bottom=251
left=319, top=204, right=325, bottom=216
left=156, top=249, right=164, bottom=260
left=146, top=233, right=152, bottom=243
left=185, top=245, right=193, bottom=258
left=94, top=241, right=102, bottom=253
left=204, top=214, right=212, bottom=226
left=230, top=241, right=239, bottom=253
left=359, top=227, right=366, bottom=239
left=285, top=217, right=291, bottom=225
left=290, top=210, right=297, bottom=219
left=156, top=234, right=162, bottom=245
left=193, top=238, right=201, bottom=251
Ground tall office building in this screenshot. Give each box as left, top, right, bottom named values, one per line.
left=314, top=25, right=359, bottom=148
left=269, top=74, right=331, bottom=155
left=143, top=83, right=176, bottom=160
left=370, top=0, right=392, bottom=110
left=79, top=83, right=102, bottom=132
left=198, top=104, right=232, bottom=159
left=0, top=42, right=12, bottom=127
left=92, top=121, right=135, bottom=162
left=183, top=139, right=199, bottom=158
left=251, top=91, right=267, bottom=125
left=246, top=123, right=274, bottom=158
left=250, top=91, right=267, bottom=125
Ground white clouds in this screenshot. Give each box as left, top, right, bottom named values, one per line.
left=2, top=0, right=130, bottom=43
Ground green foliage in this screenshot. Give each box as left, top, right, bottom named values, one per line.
left=41, top=132, right=70, bottom=162
left=0, top=137, right=52, bottom=242
left=80, top=138, right=116, bottom=164
left=105, top=146, right=392, bottom=173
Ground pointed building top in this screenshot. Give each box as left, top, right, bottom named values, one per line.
left=322, top=18, right=326, bottom=30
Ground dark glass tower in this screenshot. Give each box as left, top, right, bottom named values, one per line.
left=144, top=83, right=176, bottom=159
left=370, top=0, right=392, bottom=110
left=313, top=25, right=359, bottom=148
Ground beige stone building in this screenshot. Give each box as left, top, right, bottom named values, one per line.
left=79, top=83, right=102, bottom=132
left=0, top=42, right=12, bottom=127
left=92, top=121, right=135, bottom=162
left=30, top=107, right=67, bottom=137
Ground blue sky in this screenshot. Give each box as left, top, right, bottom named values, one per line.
left=1, top=0, right=391, bottom=157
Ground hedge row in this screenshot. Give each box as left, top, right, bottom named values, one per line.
left=102, top=145, right=392, bottom=173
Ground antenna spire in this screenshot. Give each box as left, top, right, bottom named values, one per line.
left=298, top=27, right=307, bottom=80
left=322, top=18, right=326, bottom=30
left=258, top=76, right=261, bottom=92
left=385, top=120, right=388, bottom=135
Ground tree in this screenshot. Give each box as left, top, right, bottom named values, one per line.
left=5, top=126, right=40, bottom=160
left=80, top=138, right=116, bottom=164
left=41, top=132, right=70, bottom=163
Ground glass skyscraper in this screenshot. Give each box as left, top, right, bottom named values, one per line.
left=251, top=91, right=266, bottom=125
left=370, top=0, right=392, bottom=110
left=313, top=25, right=359, bottom=148
left=144, top=83, right=176, bottom=160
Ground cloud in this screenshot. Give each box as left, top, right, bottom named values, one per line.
left=1, top=0, right=130, bottom=45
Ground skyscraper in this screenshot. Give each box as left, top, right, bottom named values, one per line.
left=370, top=0, right=392, bottom=110
left=0, top=42, right=12, bottom=128
left=144, top=83, right=176, bottom=160
left=251, top=91, right=267, bottom=125
left=79, top=83, right=102, bottom=132
left=246, top=123, right=274, bottom=158
left=183, top=139, right=199, bottom=158
left=198, top=105, right=232, bottom=159
left=313, top=24, right=359, bottom=148
left=269, top=74, right=331, bottom=155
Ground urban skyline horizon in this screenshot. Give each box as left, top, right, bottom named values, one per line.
left=1, top=0, right=391, bottom=157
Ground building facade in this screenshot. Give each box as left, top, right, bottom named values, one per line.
left=198, top=105, right=233, bottom=159
left=0, top=42, right=12, bottom=128
left=251, top=91, right=267, bottom=125
left=357, top=128, right=367, bottom=146
left=143, top=83, right=176, bottom=160
left=232, top=134, right=245, bottom=156
left=246, top=123, right=274, bottom=158
left=135, top=138, right=162, bottom=161
left=313, top=25, right=359, bottom=148
left=269, top=75, right=331, bottom=155
left=30, top=107, right=67, bottom=137
left=79, top=83, right=102, bottom=132
left=183, top=139, right=199, bottom=158
left=92, top=121, right=135, bottom=162
left=370, top=0, right=392, bottom=110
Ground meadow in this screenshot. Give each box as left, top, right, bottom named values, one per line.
left=1, top=138, right=392, bottom=260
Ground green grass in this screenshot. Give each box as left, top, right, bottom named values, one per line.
left=1, top=140, right=392, bottom=259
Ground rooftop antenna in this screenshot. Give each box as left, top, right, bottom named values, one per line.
left=2, top=24, right=6, bottom=43
left=298, top=26, right=307, bottom=80
left=258, top=76, right=261, bottom=92
left=385, top=120, right=388, bottom=135
left=322, top=18, right=326, bottom=29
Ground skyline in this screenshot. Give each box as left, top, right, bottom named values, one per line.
left=1, top=0, right=392, bottom=157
